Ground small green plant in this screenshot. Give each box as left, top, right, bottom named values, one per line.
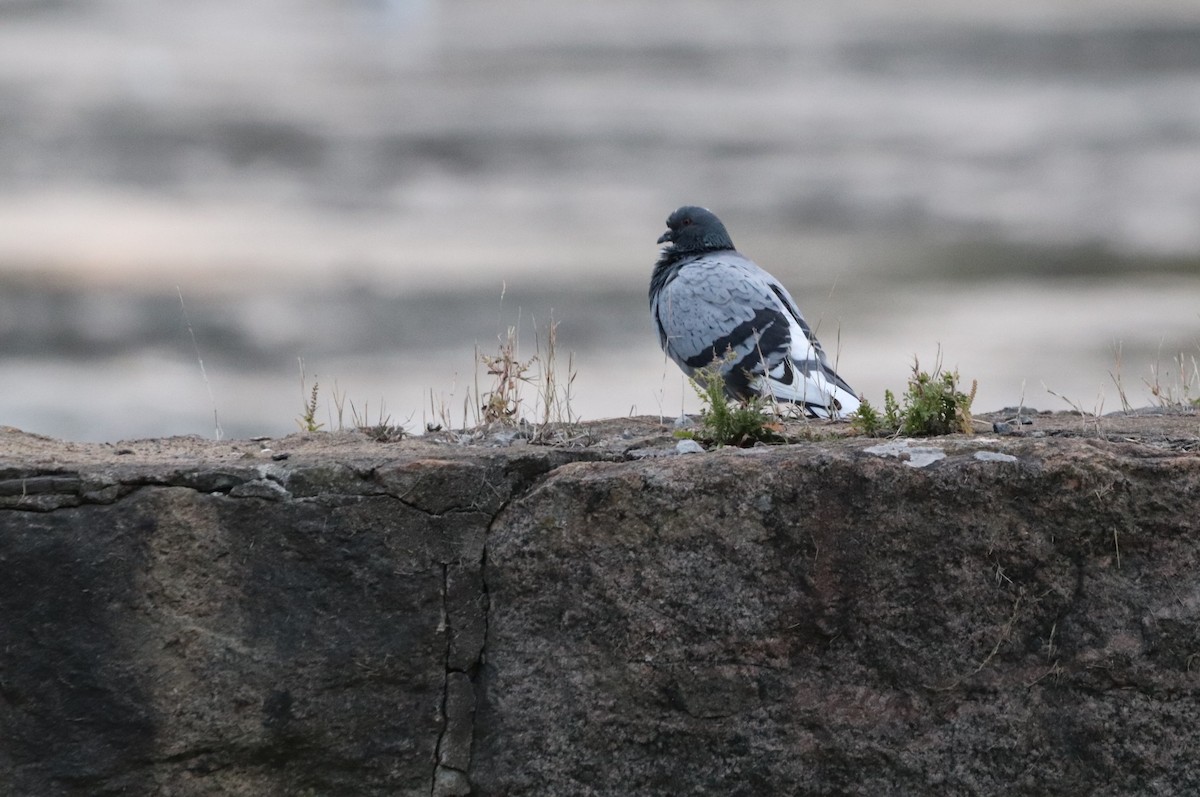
left=850, top=356, right=976, bottom=437
left=884, top=389, right=902, bottom=429
left=681, top=360, right=783, bottom=447
left=295, top=360, right=407, bottom=440
left=296, top=358, right=324, bottom=432
left=849, top=398, right=885, bottom=436
left=900, top=361, right=976, bottom=436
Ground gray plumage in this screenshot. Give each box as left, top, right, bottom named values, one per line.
left=649, top=206, right=860, bottom=419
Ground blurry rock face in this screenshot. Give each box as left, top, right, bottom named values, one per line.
left=1, top=422, right=1199, bottom=795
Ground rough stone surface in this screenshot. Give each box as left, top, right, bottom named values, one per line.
left=1, top=412, right=1198, bottom=795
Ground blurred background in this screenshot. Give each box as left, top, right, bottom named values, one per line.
left=1, top=0, right=1198, bottom=441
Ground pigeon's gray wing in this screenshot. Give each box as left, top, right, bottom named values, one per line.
left=652, top=252, right=860, bottom=418
left=653, top=253, right=782, bottom=380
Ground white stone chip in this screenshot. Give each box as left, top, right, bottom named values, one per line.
left=864, top=439, right=946, bottom=468
left=974, top=451, right=1018, bottom=463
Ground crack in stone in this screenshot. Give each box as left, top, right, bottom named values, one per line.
left=432, top=559, right=481, bottom=797
left=379, top=491, right=494, bottom=519
left=431, top=563, right=451, bottom=797
left=427, top=476, right=529, bottom=797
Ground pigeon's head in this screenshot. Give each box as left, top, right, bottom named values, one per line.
left=657, top=206, right=734, bottom=254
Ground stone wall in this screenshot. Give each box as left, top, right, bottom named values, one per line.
left=1, top=422, right=1199, bottom=795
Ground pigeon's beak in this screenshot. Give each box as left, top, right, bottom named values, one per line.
left=656, top=229, right=673, bottom=245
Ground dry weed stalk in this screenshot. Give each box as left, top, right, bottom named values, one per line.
left=479, top=325, right=536, bottom=424
left=532, top=315, right=579, bottom=432
left=436, top=312, right=582, bottom=441
left=1108, top=341, right=1200, bottom=412
left=1044, top=383, right=1105, bottom=434
left=1145, top=350, right=1200, bottom=408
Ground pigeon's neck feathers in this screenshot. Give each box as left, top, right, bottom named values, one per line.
left=654, top=242, right=733, bottom=270
left=650, top=244, right=738, bottom=300
left=649, top=254, right=682, bottom=300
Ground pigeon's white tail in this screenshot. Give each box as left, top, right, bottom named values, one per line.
left=753, top=370, right=861, bottom=420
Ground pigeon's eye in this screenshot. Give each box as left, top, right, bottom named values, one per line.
left=681, top=218, right=692, bottom=227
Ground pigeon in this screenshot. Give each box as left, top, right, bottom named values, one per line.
left=649, top=205, right=860, bottom=419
